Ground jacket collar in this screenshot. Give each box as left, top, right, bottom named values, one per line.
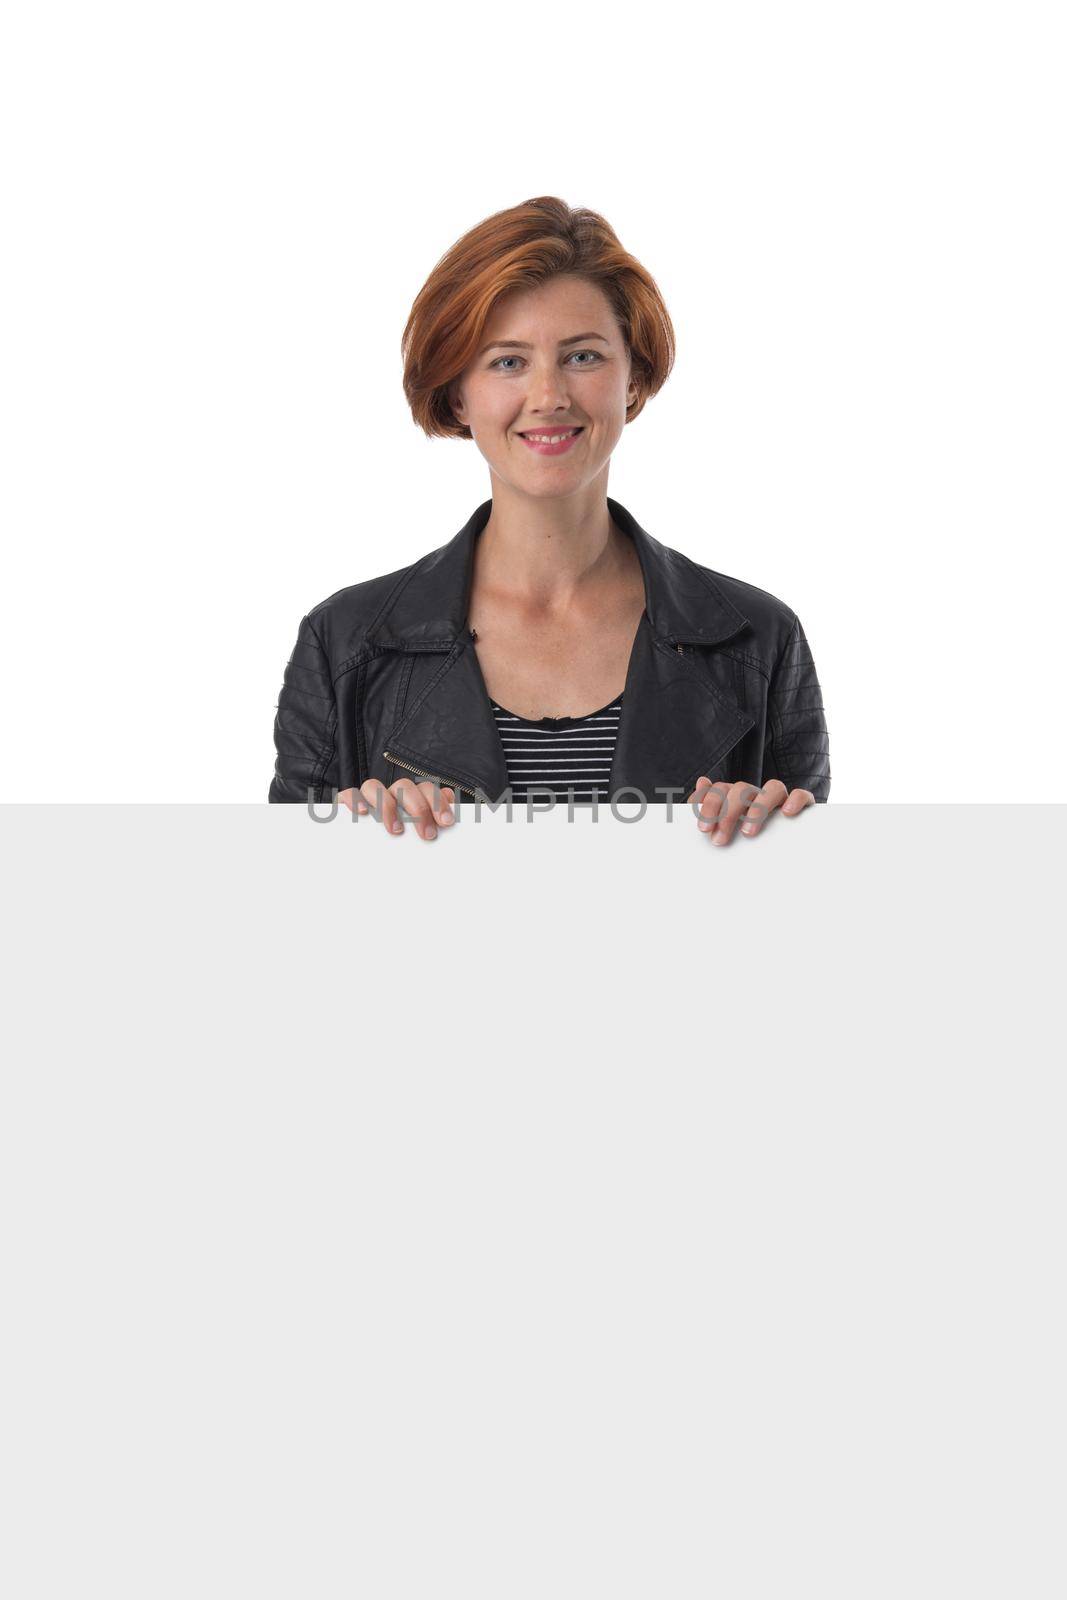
left=368, top=496, right=751, bottom=651
left=377, top=497, right=757, bottom=803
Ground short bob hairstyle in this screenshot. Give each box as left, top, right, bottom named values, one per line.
left=401, top=195, right=676, bottom=441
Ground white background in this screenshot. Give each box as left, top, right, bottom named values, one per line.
left=1, top=2, right=1064, bottom=800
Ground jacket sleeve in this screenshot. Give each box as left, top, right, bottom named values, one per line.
left=268, top=613, right=341, bottom=803
left=761, top=613, right=831, bottom=802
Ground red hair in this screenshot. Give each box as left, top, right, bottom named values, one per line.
left=401, top=196, right=676, bottom=440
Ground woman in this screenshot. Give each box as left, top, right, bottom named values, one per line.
left=269, top=196, right=831, bottom=843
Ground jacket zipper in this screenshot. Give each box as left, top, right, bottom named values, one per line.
left=383, top=750, right=480, bottom=798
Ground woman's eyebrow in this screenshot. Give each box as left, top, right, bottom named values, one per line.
left=478, top=332, right=610, bottom=355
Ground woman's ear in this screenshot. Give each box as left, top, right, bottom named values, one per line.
left=626, top=357, right=638, bottom=409
left=447, top=381, right=466, bottom=425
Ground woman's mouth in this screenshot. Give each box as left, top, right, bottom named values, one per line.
left=518, top=427, right=584, bottom=456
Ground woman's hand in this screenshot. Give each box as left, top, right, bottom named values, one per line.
left=338, top=778, right=456, bottom=841
left=687, top=776, right=816, bottom=844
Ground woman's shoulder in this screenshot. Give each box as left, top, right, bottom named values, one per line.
left=613, top=499, right=804, bottom=649
left=299, top=555, right=422, bottom=663
left=670, top=542, right=804, bottom=669
left=297, top=512, right=478, bottom=661
left=697, top=558, right=798, bottom=623
left=307, top=561, right=413, bottom=624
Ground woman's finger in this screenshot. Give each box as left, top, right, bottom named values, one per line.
left=422, top=781, right=456, bottom=826
left=392, top=779, right=440, bottom=841
left=739, top=779, right=788, bottom=837
left=781, top=787, right=816, bottom=816
left=702, top=780, right=763, bottom=844
left=688, top=779, right=730, bottom=827
left=358, top=779, right=399, bottom=831
left=351, top=779, right=455, bottom=838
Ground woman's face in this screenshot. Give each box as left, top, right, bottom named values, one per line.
left=448, top=274, right=638, bottom=499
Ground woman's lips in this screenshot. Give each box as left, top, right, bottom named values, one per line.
left=518, top=427, right=584, bottom=456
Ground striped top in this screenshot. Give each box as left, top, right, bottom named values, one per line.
left=490, top=694, right=624, bottom=803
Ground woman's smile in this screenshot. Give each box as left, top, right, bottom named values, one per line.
left=517, top=426, right=584, bottom=456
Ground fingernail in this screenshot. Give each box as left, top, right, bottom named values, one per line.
left=424, top=824, right=437, bottom=840
left=698, top=818, right=714, bottom=831
left=438, top=810, right=454, bottom=826
left=711, top=828, right=726, bottom=845
left=740, top=821, right=756, bottom=835
left=391, top=820, right=403, bottom=834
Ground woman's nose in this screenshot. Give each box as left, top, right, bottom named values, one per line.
left=525, top=369, right=572, bottom=407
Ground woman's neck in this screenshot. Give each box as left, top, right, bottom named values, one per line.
left=472, top=489, right=636, bottom=621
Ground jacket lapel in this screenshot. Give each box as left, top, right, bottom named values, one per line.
left=376, top=496, right=757, bottom=803
left=382, top=635, right=509, bottom=801
left=608, top=615, right=756, bottom=800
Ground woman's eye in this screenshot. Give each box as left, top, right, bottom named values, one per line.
left=490, top=351, right=602, bottom=371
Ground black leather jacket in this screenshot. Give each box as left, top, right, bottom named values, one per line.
left=268, top=496, right=831, bottom=805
